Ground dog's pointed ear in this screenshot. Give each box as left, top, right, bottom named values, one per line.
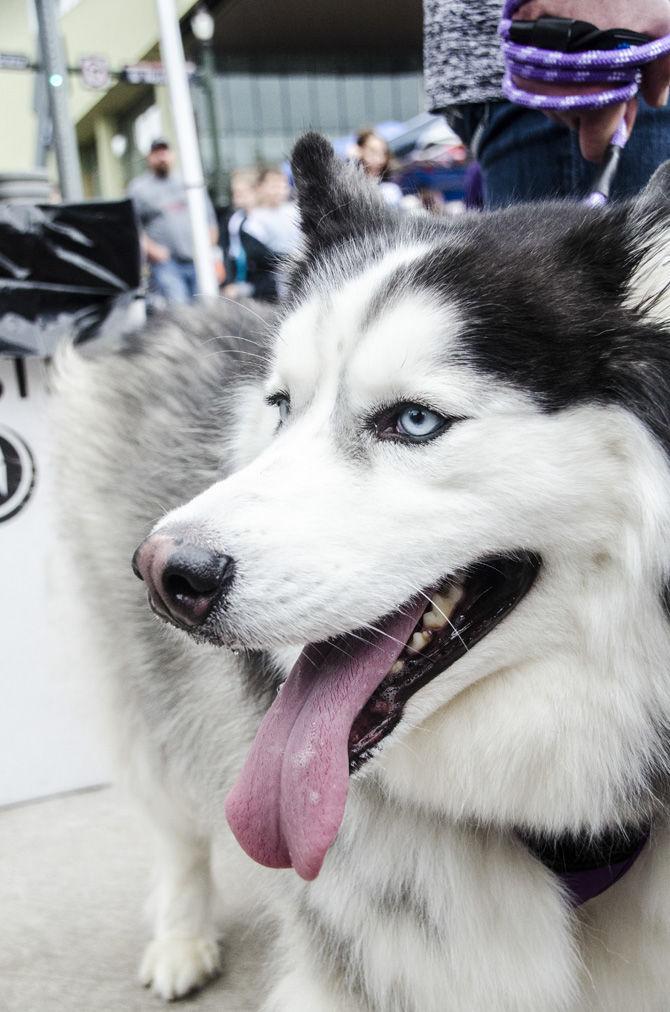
left=636, top=160, right=670, bottom=208
left=625, top=162, right=670, bottom=327
left=291, top=132, right=389, bottom=258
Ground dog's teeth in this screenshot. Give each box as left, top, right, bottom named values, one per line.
left=431, top=591, right=451, bottom=613
left=423, top=608, right=447, bottom=630
left=431, top=586, right=463, bottom=618
left=408, top=630, right=431, bottom=654
left=390, top=660, right=405, bottom=675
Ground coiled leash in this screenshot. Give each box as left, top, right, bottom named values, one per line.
left=499, top=0, right=670, bottom=204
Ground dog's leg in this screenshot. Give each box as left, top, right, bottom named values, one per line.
left=139, top=825, right=220, bottom=1001
left=263, top=969, right=356, bottom=1012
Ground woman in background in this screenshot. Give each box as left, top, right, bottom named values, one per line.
left=355, top=129, right=404, bottom=206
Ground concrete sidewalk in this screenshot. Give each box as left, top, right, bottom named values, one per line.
left=0, top=787, right=264, bottom=1011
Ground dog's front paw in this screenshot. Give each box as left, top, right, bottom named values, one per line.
left=139, top=936, right=221, bottom=1000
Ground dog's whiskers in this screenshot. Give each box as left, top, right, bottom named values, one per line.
left=218, top=294, right=275, bottom=329
left=202, top=332, right=268, bottom=349
left=202, top=348, right=268, bottom=364
left=340, top=617, right=409, bottom=652
left=403, top=578, right=469, bottom=653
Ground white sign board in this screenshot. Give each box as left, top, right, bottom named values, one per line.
left=0, top=357, right=111, bottom=805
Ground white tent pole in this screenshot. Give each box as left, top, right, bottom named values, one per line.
left=154, top=0, right=218, bottom=297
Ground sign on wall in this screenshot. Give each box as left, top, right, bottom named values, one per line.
left=122, top=61, right=195, bottom=85
left=0, top=53, right=31, bottom=71
left=79, top=54, right=111, bottom=90
left=0, top=425, right=35, bottom=524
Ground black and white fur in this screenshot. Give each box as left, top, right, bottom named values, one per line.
left=54, top=135, right=670, bottom=1010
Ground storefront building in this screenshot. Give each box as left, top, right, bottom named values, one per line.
left=0, top=0, right=423, bottom=202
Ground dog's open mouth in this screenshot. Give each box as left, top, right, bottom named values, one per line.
left=348, top=553, right=540, bottom=771
left=226, top=552, right=540, bottom=881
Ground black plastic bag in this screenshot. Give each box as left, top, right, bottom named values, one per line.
left=0, top=199, right=141, bottom=357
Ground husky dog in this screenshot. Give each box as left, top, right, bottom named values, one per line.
left=54, top=135, right=670, bottom=1010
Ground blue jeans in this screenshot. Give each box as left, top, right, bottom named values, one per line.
left=149, top=258, right=198, bottom=304
left=447, top=98, right=670, bottom=207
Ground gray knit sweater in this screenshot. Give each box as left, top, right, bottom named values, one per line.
left=424, top=0, right=505, bottom=109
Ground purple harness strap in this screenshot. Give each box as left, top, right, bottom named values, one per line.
left=558, top=834, right=649, bottom=906
left=520, top=827, right=650, bottom=906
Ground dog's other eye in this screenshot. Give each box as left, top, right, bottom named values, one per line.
left=278, top=397, right=291, bottom=424
left=378, top=403, right=450, bottom=442
left=267, top=393, right=291, bottom=425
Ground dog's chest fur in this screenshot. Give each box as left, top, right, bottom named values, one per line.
left=291, top=782, right=576, bottom=1011
left=271, top=788, right=670, bottom=1012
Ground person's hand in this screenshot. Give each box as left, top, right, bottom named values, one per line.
left=146, top=241, right=170, bottom=264
left=514, top=0, right=670, bottom=161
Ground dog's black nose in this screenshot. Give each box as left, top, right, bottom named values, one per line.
left=133, top=534, right=234, bottom=628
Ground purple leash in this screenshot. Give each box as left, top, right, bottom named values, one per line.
left=499, top=0, right=670, bottom=204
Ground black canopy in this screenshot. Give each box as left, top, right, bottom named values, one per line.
left=0, top=199, right=141, bottom=357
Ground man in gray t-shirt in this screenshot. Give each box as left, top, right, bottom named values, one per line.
left=127, top=138, right=218, bottom=304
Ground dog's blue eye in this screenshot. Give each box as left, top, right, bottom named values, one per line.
left=396, top=405, right=445, bottom=439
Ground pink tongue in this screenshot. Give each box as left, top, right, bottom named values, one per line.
left=225, top=602, right=425, bottom=880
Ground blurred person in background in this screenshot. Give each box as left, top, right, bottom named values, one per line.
left=222, top=168, right=258, bottom=296
left=355, top=129, right=404, bottom=206
left=424, top=0, right=670, bottom=206
left=224, top=166, right=300, bottom=303
left=128, top=138, right=219, bottom=305
left=244, top=167, right=301, bottom=257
